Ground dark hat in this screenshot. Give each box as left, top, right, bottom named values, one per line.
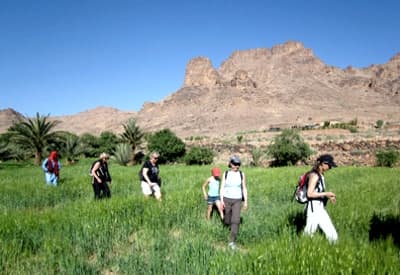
left=317, top=154, right=337, bottom=168
left=229, top=155, right=241, bottom=165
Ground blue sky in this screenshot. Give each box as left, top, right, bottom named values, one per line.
left=1, top=0, right=399, bottom=117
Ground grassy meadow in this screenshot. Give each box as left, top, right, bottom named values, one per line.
left=0, top=159, right=399, bottom=274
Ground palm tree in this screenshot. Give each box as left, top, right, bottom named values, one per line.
left=7, top=113, right=61, bottom=165
left=120, top=118, right=144, bottom=163
left=61, top=133, right=83, bottom=165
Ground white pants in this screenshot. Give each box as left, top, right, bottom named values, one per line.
left=141, top=181, right=161, bottom=199
left=304, top=200, right=338, bottom=243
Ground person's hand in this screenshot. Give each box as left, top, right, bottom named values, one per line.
left=327, top=192, right=336, bottom=204
left=243, top=201, right=248, bottom=210
left=204, top=195, right=208, bottom=200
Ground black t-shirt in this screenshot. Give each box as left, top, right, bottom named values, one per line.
left=141, top=160, right=159, bottom=183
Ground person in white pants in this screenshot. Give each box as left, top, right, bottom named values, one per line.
left=304, top=154, right=338, bottom=243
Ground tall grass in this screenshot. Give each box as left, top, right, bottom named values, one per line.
left=0, top=160, right=399, bottom=274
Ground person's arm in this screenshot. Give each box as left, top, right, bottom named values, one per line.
left=42, top=159, right=48, bottom=172
left=220, top=172, right=226, bottom=208
left=91, top=162, right=102, bottom=183
left=202, top=177, right=210, bottom=200
left=142, top=167, right=154, bottom=186
left=307, top=173, right=336, bottom=204
left=241, top=173, right=248, bottom=210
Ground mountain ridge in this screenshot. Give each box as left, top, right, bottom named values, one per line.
left=1, top=41, right=399, bottom=137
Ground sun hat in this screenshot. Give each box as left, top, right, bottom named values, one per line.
left=317, top=154, right=337, bottom=168
left=211, top=167, right=221, bottom=177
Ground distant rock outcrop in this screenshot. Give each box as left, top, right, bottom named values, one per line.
left=1, top=41, right=399, bottom=139
left=136, top=41, right=400, bottom=137
left=0, top=108, right=24, bottom=133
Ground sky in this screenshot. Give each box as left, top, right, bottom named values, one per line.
left=1, top=0, right=399, bottom=117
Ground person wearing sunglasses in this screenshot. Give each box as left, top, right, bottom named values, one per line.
left=304, top=154, right=338, bottom=243
left=140, top=151, right=162, bottom=201
left=220, top=155, right=248, bottom=250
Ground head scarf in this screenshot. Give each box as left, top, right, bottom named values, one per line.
left=48, top=151, right=59, bottom=177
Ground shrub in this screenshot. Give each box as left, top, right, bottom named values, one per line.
left=250, top=148, right=264, bottom=167
left=375, top=120, right=384, bottom=129
left=267, top=129, right=313, bottom=166
left=113, top=143, right=132, bottom=166
left=375, top=149, right=399, bottom=167
left=184, top=147, right=214, bottom=165
left=147, top=129, right=186, bottom=164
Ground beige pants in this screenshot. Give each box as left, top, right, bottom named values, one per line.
left=141, top=181, right=161, bottom=199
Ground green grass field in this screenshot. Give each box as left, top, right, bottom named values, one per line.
left=0, top=159, right=399, bottom=274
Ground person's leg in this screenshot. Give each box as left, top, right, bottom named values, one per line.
left=92, top=183, right=101, bottom=200
left=49, top=173, right=58, bottom=186
left=304, top=201, right=319, bottom=236
left=45, top=172, right=52, bottom=185
left=152, top=184, right=162, bottom=201
left=223, top=198, right=233, bottom=226
left=318, top=208, right=338, bottom=243
left=215, top=200, right=224, bottom=220
left=103, top=183, right=111, bottom=198
left=206, top=204, right=213, bottom=220
left=229, top=199, right=242, bottom=243
left=141, top=181, right=153, bottom=197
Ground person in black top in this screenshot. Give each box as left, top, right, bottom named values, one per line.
left=140, top=151, right=162, bottom=200
left=91, top=152, right=112, bottom=200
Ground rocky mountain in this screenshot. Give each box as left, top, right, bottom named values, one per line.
left=137, top=41, right=400, bottom=137
left=1, top=41, right=399, bottom=138
left=0, top=108, right=24, bottom=133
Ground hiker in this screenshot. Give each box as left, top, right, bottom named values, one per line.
left=140, top=151, right=162, bottom=201
left=91, top=152, right=112, bottom=199
left=202, top=167, right=224, bottom=220
left=304, top=154, right=338, bottom=243
left=220, top=155, right=248, bottom=250
left=41, top=150, right=61, bottom=186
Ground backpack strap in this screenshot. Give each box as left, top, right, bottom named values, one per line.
left=224, top=170, right=243, bottom=182
left=307, top=171, right=323, bottom=212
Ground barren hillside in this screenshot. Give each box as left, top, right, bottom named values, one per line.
left=1, top=41, right=399, bottom=140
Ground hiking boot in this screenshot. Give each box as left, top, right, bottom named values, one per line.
left=228, top=242, right=237, bottom=250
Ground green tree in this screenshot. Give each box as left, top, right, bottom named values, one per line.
left=147, top=128, right=186, bottom=164
left=7, top=113, right=61, bottom=165
left=60, top=133, right=83, bottom=165
left=267, top=129, right=313, bottom=166
left=120, top=118, right=144, bottom=154
left=184, top=146, right=214, bottom=165
left=80, top=133, right=101, bottom=157
left=99, top=131, right=120, bottom=154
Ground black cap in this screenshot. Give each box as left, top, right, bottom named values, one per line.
left=317, top=154, right=337, bottom=168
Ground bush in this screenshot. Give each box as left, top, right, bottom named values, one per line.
left=147, top=129, right=186, bottom=164
left=250, top=148, right=264, bottom=167
left=184, top=147, right=214, bottom=165
left=375, top=120, right=384, bottom=129
left=267, top=129, right=313, bottom=166
left=375, top=149, right=399, bottom=167
left=113, top=143, right=132, bottom=166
